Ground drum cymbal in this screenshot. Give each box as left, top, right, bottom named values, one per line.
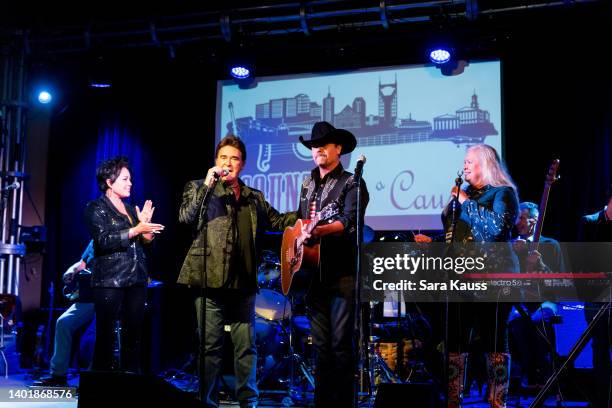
left=261, top=250, right=280, bottom=265
left=258, top=268, right=280, bottom=280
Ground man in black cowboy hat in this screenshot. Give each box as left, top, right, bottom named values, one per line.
left=297, top=121, right=368, bottom=407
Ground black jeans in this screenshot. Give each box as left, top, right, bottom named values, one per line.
left=92, top=286, right=146, bottom=372
left=196, top=290, right=258, bottom=408
left=307, top=282, right=355, bottom=408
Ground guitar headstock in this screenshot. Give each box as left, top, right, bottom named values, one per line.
left=545, top=159, right=560, bottom=187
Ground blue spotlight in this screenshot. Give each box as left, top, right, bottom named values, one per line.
left=230, top=66, right=251, bottom=79
left=37, top=90, right=53, bottom=104
left=429, top=48, right=452, bottom=65
left=90, top=82, right=112, bottom=88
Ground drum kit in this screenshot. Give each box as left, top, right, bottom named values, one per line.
left=253, top=251, right=315, bottom=403
left=254, top=250, right=436, bottom=405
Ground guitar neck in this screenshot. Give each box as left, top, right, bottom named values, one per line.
left=531, top=184, right=552, bottom=250
left=530, top=159, right=560, bottom=253
left=305, top=214, right=321, bottom=233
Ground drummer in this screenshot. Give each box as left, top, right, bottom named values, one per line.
left=177, top=135, right=297, bottom=408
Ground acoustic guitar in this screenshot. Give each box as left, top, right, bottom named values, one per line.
left=281, top=201, right=339, bottom=295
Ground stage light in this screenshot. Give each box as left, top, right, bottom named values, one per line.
left=37, top=90, right=53, bottom=104
left=429, top=48, right=452, bottom=65
left=227, top=57, right=257, bottom=88
left=88, top=55, right=113, bottom=89
left=230, top=65, right=251, bottom=79
left=89, top=82, right=111, bottom=88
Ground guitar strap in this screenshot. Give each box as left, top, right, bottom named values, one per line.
left=302, top=175, right=315, bottom=206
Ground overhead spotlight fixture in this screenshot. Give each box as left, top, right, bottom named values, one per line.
left=88, top=55, right=113, bottom=89
left=37, top=90, right=53, bottom=104
left=227, top=60, right=257, bottom=89
left=89, top=81, right=112, bottom=89
left=230, top=65, right=251, bottom=79
left=429, top=47, right=452, bottom=65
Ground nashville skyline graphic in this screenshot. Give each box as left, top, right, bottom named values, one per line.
left=225, top=76, right=498, bottom=174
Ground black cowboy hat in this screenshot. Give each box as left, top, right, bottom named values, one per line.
left=299, top=121, right=357, bottom=154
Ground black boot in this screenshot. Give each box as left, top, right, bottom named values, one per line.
left=33, top=375, right=68, bottom=387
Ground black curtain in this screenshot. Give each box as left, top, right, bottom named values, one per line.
left=42, top=58, right=217, bottom=369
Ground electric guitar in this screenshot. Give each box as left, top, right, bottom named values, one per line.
left=281, top=201, right=339, bottom=295
left=62, top=269, right=92, bottom=302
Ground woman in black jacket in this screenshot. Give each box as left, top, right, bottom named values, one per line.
left=84, top=156, right=164, bottom=372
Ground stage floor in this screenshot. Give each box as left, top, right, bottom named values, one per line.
left=0, top=372, right=589, bottom=407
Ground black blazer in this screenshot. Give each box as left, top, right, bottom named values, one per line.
left=84, top=195, right=148, bottom=288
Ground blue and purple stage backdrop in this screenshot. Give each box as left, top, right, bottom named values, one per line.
left=216, top=61, right=502, bottom=230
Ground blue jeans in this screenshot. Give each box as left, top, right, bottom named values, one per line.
left=50, top=302, right=95, bottom=377
left=196, top=291, right=258, bottom=408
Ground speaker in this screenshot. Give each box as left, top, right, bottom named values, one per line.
left=554, top=302, right=593, bottom=368
left=374, top=382, right=438, bottom=408
left=78, top=371, right=203, bottom=408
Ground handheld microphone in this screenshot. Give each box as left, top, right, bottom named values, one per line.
left=207, top=168, right=230, bottom=187
left=354, top=155, right=366, bottom=179
left=212, top=168, right=230, bottom=180
left=455, top=170, right=464, bottom=186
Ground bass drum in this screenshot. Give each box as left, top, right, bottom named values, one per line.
left=254, top=317, right=282, bottom=358
left=221, top=316, right=283, bottom=378
left=255, top=289, right=291, bottom=321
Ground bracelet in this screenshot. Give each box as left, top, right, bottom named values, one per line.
left=129, top=228, right=134, bottom=238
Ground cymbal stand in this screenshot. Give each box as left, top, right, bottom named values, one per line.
left=272, top=295, right=315, bottom=405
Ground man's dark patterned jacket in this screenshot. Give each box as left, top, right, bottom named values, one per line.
left=177, top=179, right=297, bottom=289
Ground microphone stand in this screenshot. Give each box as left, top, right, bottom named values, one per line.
left=352, top=158, right=365, bottom=408
left=448, top=172, right=464, bottom=244
left=198, top=174, right=220, bottom=401
left=442, top=172, right=464, bottom=408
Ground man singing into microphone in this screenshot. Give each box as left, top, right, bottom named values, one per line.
left=297, top=122, right=369, bottom=407
left=177, top=135, right=297, bottom=408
